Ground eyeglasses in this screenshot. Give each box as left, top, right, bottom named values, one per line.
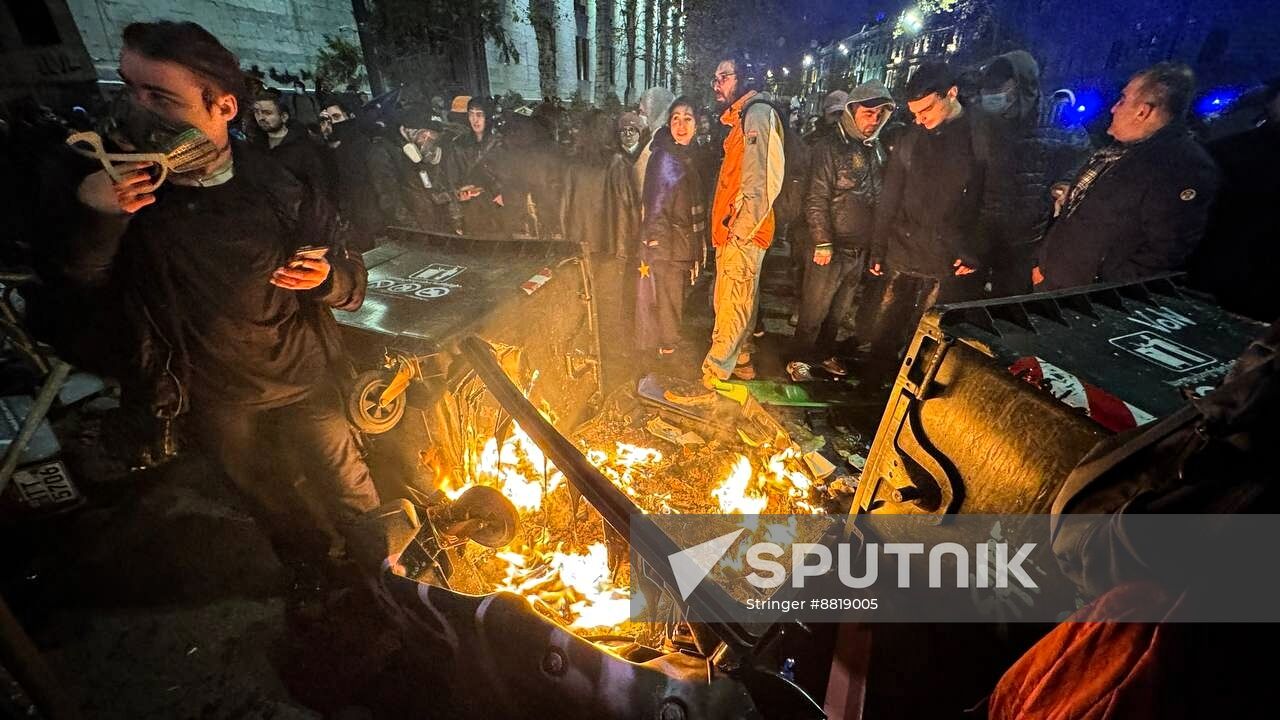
left=712, top=71, right=737, bottom=86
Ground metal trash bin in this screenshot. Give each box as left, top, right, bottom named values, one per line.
left=853, top=274, right=1266, bottom=517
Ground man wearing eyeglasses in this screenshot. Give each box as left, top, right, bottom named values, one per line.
left=1034, top=62, right=1219, bottom=291
left=665, top=53, right=785, bottom=405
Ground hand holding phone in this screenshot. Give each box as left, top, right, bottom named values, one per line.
left=273, top=245, right=331, bottom=291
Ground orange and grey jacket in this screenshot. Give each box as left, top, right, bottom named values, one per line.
left=711, top=90, right=785, bottom=249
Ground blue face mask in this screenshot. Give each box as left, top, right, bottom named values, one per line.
left=981, top=91, right=1014, bottom=115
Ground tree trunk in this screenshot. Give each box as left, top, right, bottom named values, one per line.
left=531, top=0, right=559, bottom=100
left=465, top=0, right=491, bottom=97
left=624, top=0, right=637, bottom=103
left=643, top=0, right=654, bottom=88
left=594, top=0, right=614, bottom=101
left=351, top=0, right=384, bottom=94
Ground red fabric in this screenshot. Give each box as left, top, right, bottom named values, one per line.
left=989, top=583, right=1183, bottom=720
left=1009, top=356, right=1141, bottom=432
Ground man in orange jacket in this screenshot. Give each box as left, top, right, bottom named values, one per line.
left=666, top=52, right=785, bottom=405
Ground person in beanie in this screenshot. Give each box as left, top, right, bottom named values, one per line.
left=788, top=81, right=894, bottom=380
left=814, top=90, right=849, bottom=142
left=365, top=103, right=454, bottom=233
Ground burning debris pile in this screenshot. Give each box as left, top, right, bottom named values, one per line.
left=433, top=403, right=827, bottom=634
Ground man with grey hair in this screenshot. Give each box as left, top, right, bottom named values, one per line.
left=1034, top=62, right=1219, bottom=290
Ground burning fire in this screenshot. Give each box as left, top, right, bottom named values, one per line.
left=441, top=416, right=822, bottom=631
left=712, top=455, right=768, bottom=514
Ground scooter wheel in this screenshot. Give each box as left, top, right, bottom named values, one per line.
left=347, top=370, right=407, bottom=434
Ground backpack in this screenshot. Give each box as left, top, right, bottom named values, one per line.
left=740, top=97, right=806, bottom=228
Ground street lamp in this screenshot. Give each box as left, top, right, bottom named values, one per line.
left=902, top=8, right=924, bottom=34
left=802, top=54, right=814, bottom=68
left=782, top=67, right=790, bottom=76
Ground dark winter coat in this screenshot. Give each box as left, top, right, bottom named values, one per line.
left=365, top=133, right=451, bottom=232
left=261, top=126, right=334, bottom=204
left=328, top=122, right=382, bottom=250
left=639, top=127, right=705, bottom=263
left=980, top=51, right=1092, bottom=258
left=804, top=125, right=887, bottom=252
left=56, top=142, right=365, bottom=422
left=1190, top=121, right=1280, bottom=321
left=871, top=109, right=996, bottom=275
left=444, top=130, right=505, bottom=234
left=560, top=149, right=639, bottom=257
left=1037, top=123, right=1220, bottom=290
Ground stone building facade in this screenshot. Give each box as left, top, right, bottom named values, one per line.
left=64, top=0, right=360, bottom=89
left=485, top=0, right=685, bottom=105
left=0, top=0, right=96, bottom=106
left=5, top=0, right=687, bottom=110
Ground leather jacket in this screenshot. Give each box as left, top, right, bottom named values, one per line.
left=804, top=127, right=886, bottom=251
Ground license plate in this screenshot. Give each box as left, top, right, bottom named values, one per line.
left=10, top=461, right=81, bottom=510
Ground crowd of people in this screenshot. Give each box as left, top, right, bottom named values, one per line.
left=1, top=17, right=1277, bottom=604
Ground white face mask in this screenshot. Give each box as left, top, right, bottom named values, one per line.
left=402, top=142, right=422, bottom=164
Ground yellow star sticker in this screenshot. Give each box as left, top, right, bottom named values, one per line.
left=638, top=262, right=651, bottom=278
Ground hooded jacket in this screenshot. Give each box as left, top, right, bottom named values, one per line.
left=634, top=87, right=676, bottom=194
left=804, top=81, right=894, bottom=252
left=980, top=51, right=1091, bottom=257
left=640, top=126, right=705, bottom=262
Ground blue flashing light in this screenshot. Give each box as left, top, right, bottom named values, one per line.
left=1195, top=87, right=1242, bottom=116
left=1060, top=88, right=1105, bottom=127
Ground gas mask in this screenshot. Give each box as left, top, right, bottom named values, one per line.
left=980, top=91, right=1014, bottom=115
left=66, top=98, right=221, bottom=193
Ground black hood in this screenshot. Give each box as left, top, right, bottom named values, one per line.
left=983, top=50, right=1042, bottom=126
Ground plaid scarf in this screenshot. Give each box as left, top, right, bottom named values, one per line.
left=1062, top=143, right=1130, bottom=218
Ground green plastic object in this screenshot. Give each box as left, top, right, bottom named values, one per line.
left=739, top=380, right=830, bottom=407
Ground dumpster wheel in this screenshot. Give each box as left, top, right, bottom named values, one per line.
left=348, top=370, right=407, bottom=434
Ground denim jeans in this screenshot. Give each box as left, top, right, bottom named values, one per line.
left=793, top=247, right=866, bottom=361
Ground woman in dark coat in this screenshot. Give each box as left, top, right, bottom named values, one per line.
left=636, top=97, right=705, bottom=357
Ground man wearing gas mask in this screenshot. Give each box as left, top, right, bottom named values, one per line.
left=364, top=104, right=457, bottom=234
left=59, top=21, right=382, bottom=598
